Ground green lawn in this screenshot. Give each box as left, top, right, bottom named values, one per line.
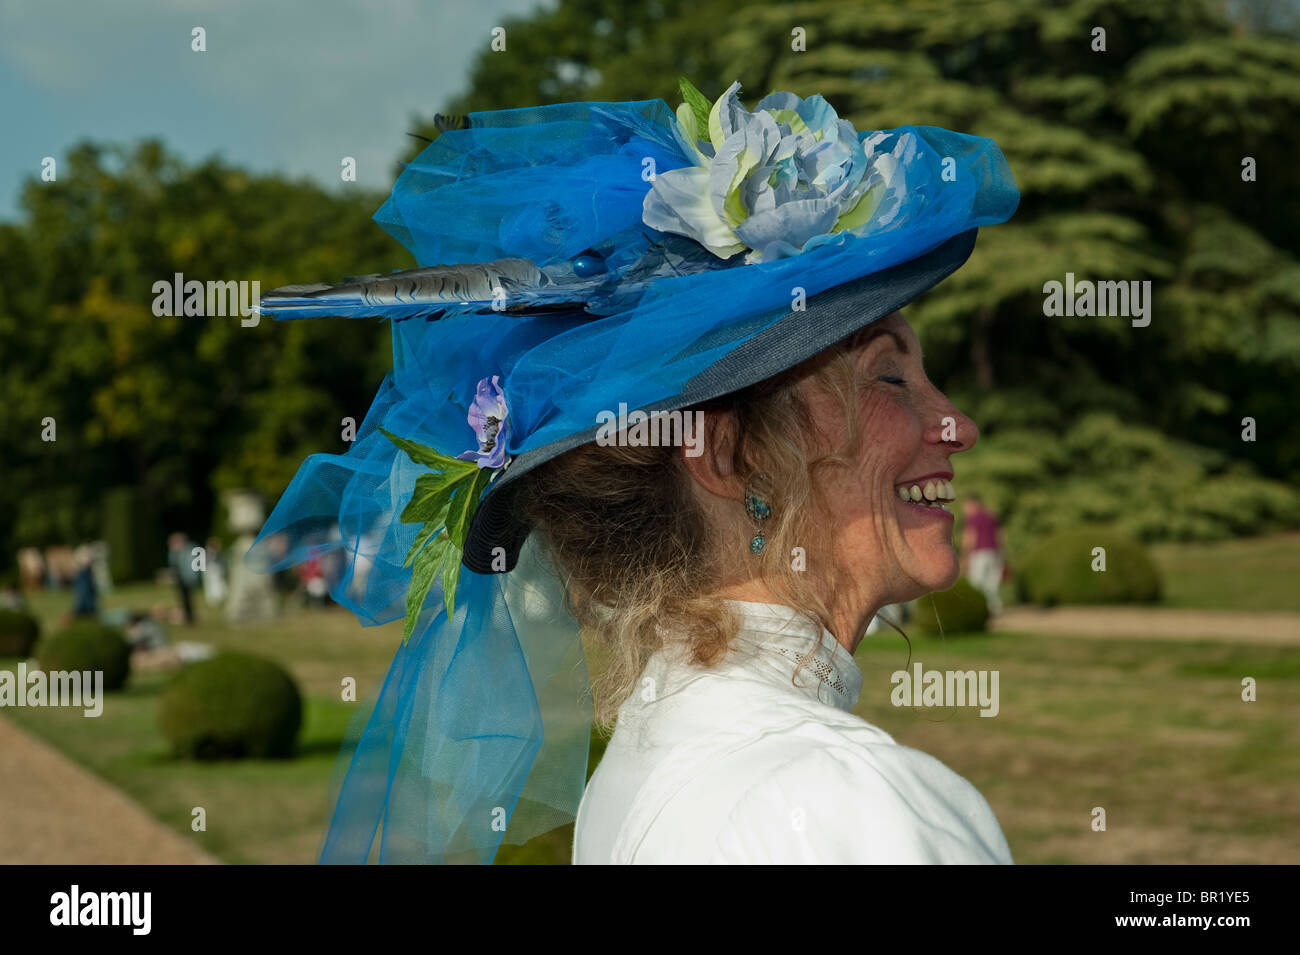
left=8, top=583, right=399, bottom=863
left=1148, top=532, right=1300, bottom=612
left=852, top=628, right=1300, bottom=863
left=6, top=581, right=601, bottom=864
left=5, top=534, right=1298, bottom=864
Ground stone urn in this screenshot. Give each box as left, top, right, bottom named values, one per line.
left=222, top=489, right=276, bottom=623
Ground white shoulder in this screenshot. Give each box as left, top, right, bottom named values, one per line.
left=709, top=742, right=1013, bottom=864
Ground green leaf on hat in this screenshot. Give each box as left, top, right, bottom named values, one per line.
left=380, top=427, right=479, bottom=477
left=401, top=470, right=458, bottom=525
left=403, top=520, right=439, bottom=570
left=404, top=533, right=450, bottom=644
left=382, top=428, right=496, bottom=642
left=678, top=77, right=713, bottom=137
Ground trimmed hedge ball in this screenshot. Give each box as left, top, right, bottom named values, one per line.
left=1017, top=528, right=1162, bottom=606
left=0, top=608, right=41, bottom=658
left=158, top=652, right=302, bottom=759
left=37, top=620, right=130, bottom=690
left=912, top=578, right=990, bottom=635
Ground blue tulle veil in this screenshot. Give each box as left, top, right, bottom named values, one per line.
left=244, top=95, right=1019, bottom=864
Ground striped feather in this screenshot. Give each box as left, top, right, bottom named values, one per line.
left=258, top=258, right=555, bottom=320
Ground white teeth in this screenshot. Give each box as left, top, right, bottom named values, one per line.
left=895, top=479, right=957, bottom=503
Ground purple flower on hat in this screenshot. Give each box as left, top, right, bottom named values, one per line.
left=457, top=375, right=512, bottom=470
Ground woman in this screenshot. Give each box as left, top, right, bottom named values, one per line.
left=250, top=80, right=1019, bottom=864
left=522, top=310, right=1011, bottom=863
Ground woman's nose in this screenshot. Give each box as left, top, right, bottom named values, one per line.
left=925, top=394, right=979, bottom=452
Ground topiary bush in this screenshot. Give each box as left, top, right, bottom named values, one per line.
left=102, top=485, right=162, bottom=583
left=158, top=652, right=302, bottom=759
left=0, top=609, right=40, bottom=658
left=1017, top=528, right=1162, bottom=606
left=912, top=578, right=990, bottom=635
left=37, top=621, right=131, bottom=690
left=956, top=414, right=1300, bottom=553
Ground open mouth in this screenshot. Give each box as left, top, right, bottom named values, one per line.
left=894, top=477, right=956, bottom=512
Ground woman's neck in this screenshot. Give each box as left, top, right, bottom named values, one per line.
left=709, top=578, right=879, bottom=655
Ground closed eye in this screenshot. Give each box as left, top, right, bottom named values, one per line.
left=880, top=376, right=907, bottom=386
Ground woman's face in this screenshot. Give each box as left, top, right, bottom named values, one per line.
left=802, top=310, right=978, bottom=608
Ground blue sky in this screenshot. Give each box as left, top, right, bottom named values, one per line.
left=0, top=0, right=553, bottom=222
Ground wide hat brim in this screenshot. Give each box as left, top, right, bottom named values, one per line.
left=462, top=226, right=978, bottom=573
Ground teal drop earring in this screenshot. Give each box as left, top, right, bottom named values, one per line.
left=744, top=474, right=772, bottom=556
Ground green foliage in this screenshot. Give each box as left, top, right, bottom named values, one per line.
left=958, top=413, right=1300, bottom=551
left=0, top=140, right=400, bottom=559
left=1018, top=528, right=1162, bottom=605
left=37, top=621, right=131, bottom=690
left=380, top=428, right=492, bottom=639
left=0, top=609, right=41, bottom=658
left=678, top=76, right=714, bottom=131
left=158, top=652, right=303, bottom=760
left=102, top=486, right=163, bottom=583
left=439, top=0, right=750, bottom=116
left=913, top=577, right=990, bottom=634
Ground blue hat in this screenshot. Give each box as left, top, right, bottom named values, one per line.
left=247, top=80, right=1019, bottom=864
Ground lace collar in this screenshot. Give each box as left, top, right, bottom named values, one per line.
left=722, top=599, right=863, bottom=712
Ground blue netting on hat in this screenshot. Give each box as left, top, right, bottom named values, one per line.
left=245, top=95, right=1019, bottom=864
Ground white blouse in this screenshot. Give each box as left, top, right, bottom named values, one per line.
left=572, top=599, right=1013, bottom=864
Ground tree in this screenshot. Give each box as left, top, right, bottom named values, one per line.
left=0, top=140, right=404, bottom=568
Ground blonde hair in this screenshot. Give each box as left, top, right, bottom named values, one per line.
left=518, top=324, right=885, bottom=732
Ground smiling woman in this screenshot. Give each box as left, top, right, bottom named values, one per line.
left=248, top=79, right=1019, bottom=865
left=520, top=309, right=1011, bottom=864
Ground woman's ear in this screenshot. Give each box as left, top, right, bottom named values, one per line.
left=680, top=408, right=743, bottom=500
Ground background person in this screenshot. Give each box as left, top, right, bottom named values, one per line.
left=71, top=543, right=98, bottom=617
left=167, top=532, right=200, bottom=624
left=961, top=494, right=1006, bottom=615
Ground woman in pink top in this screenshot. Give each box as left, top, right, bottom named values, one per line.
left=961, top=494, right=1006, bottom=615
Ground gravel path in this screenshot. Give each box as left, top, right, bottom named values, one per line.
left=993, top=606, right=1300, bottom=645
left=0, top=715, right=219, bottom=864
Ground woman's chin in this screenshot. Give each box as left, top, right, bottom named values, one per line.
left=912, top=549, right=961, bottom=596
left=882, top=556, right=960, bottom=608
